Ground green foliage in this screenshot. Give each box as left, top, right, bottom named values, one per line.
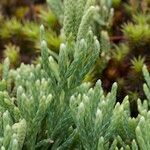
left=0, top=4, right=61, bottom=71
left=142, top=65, right=150, bottom=108
left=70, top=81, right=117, bottom=149
left=122, top=2, right=150, bottom=52
left=124, top=0, right=149, bottom=15
left=0, top=17, right=60, bottom=52
left=123, top=23, right=150, bottom=49
left=136, top=113, right=150, bottom=150
left=95, top=0, right=114, bottom=29
left=112, top=0, right=121, bottom=8
left=47, top=0, right=114, bottom=84
left=47, top=0, right=114, bottom=40
left=1, top=0, right=150, bottom=150
left=135, top=65, right=150, bottom=150
left=85, top=30, right=111, bottom=82
left=110, top=0, right=150, bottom=103
left=113, top=44, right=129, bottom=62
left=62, top=0, right=97, bottom=40
left=2, top=51, right=150, bottom=149
left=0, top=9, right=101, bottom=148
left=0, top=113, right=26, bottom=150
left=3, top=43, right=20, bottom=67
left=0, top=57, right=139, bottom=149
left=47, top=0, right=64, bottom=24
left=131, top=56, right=145, bottom=73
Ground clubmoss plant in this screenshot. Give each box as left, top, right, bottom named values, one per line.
left=1, top=0, right=150, bottom=150
left=47, top=0, right=114, bottom=85
left=0, top=0, right=101, bottom=149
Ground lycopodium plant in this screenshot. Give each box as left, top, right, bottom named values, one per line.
left=0, top=0, right=150, bottom=150
left=0, top=28, right=100, bottom=150
left=0, top=0, right=101, bottom=149
left=47, top=0, right=114, bottom=83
